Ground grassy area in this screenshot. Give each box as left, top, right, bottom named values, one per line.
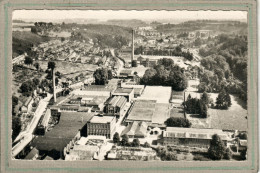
left=209, top=93, right=247, bottom=131
left=186, top=92, right=248, bottom=131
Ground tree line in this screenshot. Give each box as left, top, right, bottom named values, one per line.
left=198, top=34, right=247, bottom=103
left=140, top=58, right=188, bottom=91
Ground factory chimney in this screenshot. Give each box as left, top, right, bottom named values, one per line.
left=52, top=68, right=56, bottom=103
left=131, top=29, right=135, bottom=64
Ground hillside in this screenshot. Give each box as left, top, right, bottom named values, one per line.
left=105, top=19, right=148, bottom=28
left=12, top=31, right=51, bottom=57
left=156, top=20, right=247, bottom=35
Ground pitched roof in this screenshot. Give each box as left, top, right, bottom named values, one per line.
left=107, top=96, right=127, bottom=108
left=121, top=121, right=148, bottom=137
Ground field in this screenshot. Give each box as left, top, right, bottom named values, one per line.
left=208, top=93, right=247, bottom=131
left=187, top=92, right=248, bottom=131
left=38, top=60, right=98, bottom=78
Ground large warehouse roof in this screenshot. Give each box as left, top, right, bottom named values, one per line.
left=138, top=86, right=171, bottom=103
left=32, top=112, right=94, bottom=152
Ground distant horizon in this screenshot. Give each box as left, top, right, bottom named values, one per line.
left=13, top=10, right=247, bottom=23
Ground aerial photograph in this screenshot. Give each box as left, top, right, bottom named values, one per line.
left=11, top=10, right=248, bottom=161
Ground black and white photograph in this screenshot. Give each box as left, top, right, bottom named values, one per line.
left=10, top=9, right=251, bottom=162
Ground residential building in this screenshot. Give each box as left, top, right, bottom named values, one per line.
left=86, top=115, right=117, bottom=139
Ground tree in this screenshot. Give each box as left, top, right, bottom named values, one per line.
left=199, top=100, right=208, bottom=118
left=224, top=148, right=232, bottom=160
left=93, top=68, right=109, bottom=85
left=143, top=142, right=150, bottom=148
left=132, top=60, right=137, bottom=67
left=34, top=62, right=40, bottom=71
left=48, top=61, right=56, bottom=71
left=121, top=134, right=129, bottom=146
left=132, top=138, right=140, bottom=147
left=240, top=149, right=247, bottom=160
left=216, top=89, right=232, bottom=109
left=24, top=56, right=33, bottom=66
left=208, top=134, right=226, bottom=160
left=108, top=69, right=113, bottom=80
left=12, top=95, right=18, bottom=116
left=165, top=117, right=191, bottom=128
left=201, top=92, right=209, bottom=105
left=12, top=116, right=21, bottom=141
left=33, top=78, right=40, bottom=86
left=113, top=132, right=120, bottom=144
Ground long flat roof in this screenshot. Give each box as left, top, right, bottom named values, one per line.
left=164, top=127, right=229, bottom=140
left=139, top=86, right=171, bottom=103
left=89, top=116, right=115, bottom=124
left=126, top=100, right=169, bottom=124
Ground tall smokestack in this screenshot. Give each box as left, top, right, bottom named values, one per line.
left=131, top=29, right=134, bottom=62
left=52, top=68, right=56, bottom=103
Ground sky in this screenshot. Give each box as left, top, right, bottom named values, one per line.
left=13, top=10, right=247, bottom=21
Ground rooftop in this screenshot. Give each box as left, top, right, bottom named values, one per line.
left=32, top=112, right=94, bottom=151
left=126, top=100, right=169, bottom=124
left=164, top=127, right=230, bottom=141
left=114, top=88, right=133, bottom=94
left=89, top=115, right=115, bottom=124
left=139, top=86, right=171, bottom=103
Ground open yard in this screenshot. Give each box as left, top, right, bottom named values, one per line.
left=38, top=60, right=98, bottom=77
left=208, top=93, right=247, bottom=131
left=186, top=92, right=248, bottom=131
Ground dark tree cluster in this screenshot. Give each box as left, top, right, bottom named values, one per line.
left=93, top=68, right=113, bottom=85
left=184, top=92, right=209, bottom=118
left=31, top=22, right=55, bottom=34
left=94, top=34, right=128, bottom=49
left=19, top=78, right=41, bottom=96
left=12, top=116, right=22, bottom=141
left=156, top=146, right=177, bottom=161
left=165, top=117, right=191, bottom=128
left=208, top=134, right=231, bottom=160
left=215, top=89, right=232, bottom=109
left=198, top=34, right=247, bottom=103
left=135, top=45, right=193, bottom=61
left=141, top=58, right=188, bottom=91
left=114, top=134, right=141, bottom=147
left=24, top=56, right=33, bottom=66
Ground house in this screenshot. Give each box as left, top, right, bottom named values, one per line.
left=162, top=127, right=230, bottom=148
left=86, top=115, right=117, bottom=139
left=104, top=96, right=127, bottom=118
left=121, top=121, right=148, bottom=138
left=21, top=96, right=34, bottom=113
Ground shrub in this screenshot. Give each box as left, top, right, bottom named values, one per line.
left=193, top=154, right=211, bottom=161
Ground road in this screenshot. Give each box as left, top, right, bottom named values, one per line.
left=12, top=93, right=53, bottom=158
